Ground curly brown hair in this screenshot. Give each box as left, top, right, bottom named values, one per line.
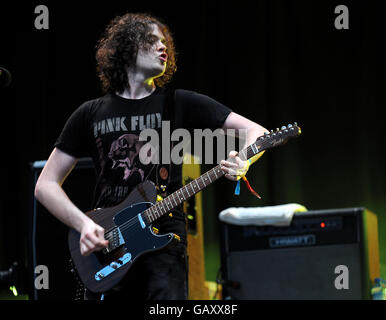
left=95, top=13, right=177, bottom=94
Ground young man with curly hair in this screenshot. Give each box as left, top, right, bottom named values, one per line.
left=34, top=13, right=267, bottom=300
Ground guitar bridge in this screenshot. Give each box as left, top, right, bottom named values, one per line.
left=95, top=253, right=132, bottom=281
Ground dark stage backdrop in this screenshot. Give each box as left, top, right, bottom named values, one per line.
left=0, top=0, right=385, bottom=289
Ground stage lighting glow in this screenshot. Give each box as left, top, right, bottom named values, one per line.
left=9, top=286, right=18, bottom=297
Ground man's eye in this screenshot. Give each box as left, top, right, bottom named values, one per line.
left=146, top=35, right=158, bottom=44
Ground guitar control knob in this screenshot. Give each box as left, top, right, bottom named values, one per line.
left=288, top=124, right=293, bottom=128
left=281, top=126, right=286, bottom=130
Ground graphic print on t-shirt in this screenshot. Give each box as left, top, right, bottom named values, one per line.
left=108, top=133, right=145, bottom=182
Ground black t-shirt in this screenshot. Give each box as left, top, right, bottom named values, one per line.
left=55, top=87, right=231, bottom=242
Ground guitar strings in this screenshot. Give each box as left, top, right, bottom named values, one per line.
left=114, top=164, right=226, bottom=236
left=107, top=145, right=252, bottom=237
left=104, top=129, right=294, bottom=243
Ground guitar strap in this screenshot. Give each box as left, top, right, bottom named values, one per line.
left=150, top=85, right=177, bottom=195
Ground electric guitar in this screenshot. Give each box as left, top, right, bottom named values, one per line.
left=68, top=123, right=302, bottom=293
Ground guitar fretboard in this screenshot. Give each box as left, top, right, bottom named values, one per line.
left=142, top=136, right=265, bottom=223
left=143, top=164, right=225, bottom=223
left=142, top=123, right=299, bottom=224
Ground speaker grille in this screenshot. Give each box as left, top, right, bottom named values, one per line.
left=227, top=244, right=362, bottom=299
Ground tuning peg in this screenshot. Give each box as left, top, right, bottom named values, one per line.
left=294, top=122, right=298, bottom=126
left=276, top=128, right=279, bottom=132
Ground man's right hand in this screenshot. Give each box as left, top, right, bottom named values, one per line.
left=80, top=220, right=109, bottom=256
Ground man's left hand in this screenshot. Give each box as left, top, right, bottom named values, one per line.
left=220, top=151, right=249, bottom=181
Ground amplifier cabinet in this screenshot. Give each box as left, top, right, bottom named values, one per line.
left=220, top=207, right=380, bottom=300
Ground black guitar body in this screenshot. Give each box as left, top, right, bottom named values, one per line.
left=68, top=181, right=175, bottom=293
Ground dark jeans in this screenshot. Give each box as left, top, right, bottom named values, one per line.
left=84, top=242, right=189, bottom=300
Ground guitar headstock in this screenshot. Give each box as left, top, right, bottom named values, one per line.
left=256, top=122, right=301, bottom=150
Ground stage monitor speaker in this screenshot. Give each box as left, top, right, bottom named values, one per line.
left=28, top=158, right=96, bottom=300
left=220, top=207, right=380, bottom=300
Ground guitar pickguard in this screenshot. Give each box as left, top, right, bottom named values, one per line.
left=113, top=202, right=174, bottom=257
left=93, top=202, right=174, bottom=285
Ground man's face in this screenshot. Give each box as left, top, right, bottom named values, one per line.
left=134, top=24, right=168, bottom=79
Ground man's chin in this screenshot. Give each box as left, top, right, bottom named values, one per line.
left=153, top=67, right=166, bottom=79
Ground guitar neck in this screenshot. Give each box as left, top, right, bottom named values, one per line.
left=143, top=163, right=224, bottom=223
left=143, top=138, right=265, bottom=224
left=142, top=123, right=301, bottom=224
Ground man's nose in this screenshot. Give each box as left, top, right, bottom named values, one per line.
left=157, top=41, right=167, bottom=52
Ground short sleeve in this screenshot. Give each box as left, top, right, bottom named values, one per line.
left=54, top=102, right=92, bottom=158
left=175, top=89, right=232, bottom=130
